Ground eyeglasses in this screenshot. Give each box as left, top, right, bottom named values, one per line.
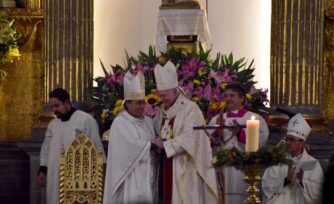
left=285, top=137, right=304, bottom=143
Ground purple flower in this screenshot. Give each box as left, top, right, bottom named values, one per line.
left=249, top=85, right=257, bottom=94
left=211, top=85, right=224, bottom=102
left=180, top=59, right=204, bottom=79
left=259, top=88, right=269, bottom=103
left=145, top=104, right=159, bottom=118
left=106, top=71, right=125, bottom=86
left=209, top=69, right=234, bottom=84
left=181, top=82, right=194, bottom=97
left=194, top=84, right=212, bottom=100
left=135, top=64, right=150, bottom=74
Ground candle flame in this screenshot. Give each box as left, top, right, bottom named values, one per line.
left=251, top=115, right=256, bottom=120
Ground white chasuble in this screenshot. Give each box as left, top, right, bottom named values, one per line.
left=154, top=94, right=219, bottom=204
left=40, top=110, right=105, bottom=204
left=208, top=108, right=269, bottom=204
left=103, top=111, right=156, bottom=204
left=262, top=150, right=324, bottom=204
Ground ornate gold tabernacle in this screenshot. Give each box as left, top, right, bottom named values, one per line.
left=59, top=133, right=104, bottom=204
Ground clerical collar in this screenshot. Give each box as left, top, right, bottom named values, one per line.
left=163, top=94, right=184, bottom=120
left=291, top=150, right=304, bottom=162
left=227, top=107, right=247, bottom=118
left=164, top=93, right=180, bottom=111
left=59, top=107, right=77, bottom=122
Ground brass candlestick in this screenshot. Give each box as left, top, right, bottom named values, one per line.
left=241, top=165, right=264, bottom=204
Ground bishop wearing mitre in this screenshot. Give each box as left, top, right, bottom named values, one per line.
left=103, top=71, right=158, bottom=203
left=153, top=61, right=218, bottom=204
left=262, top=113, right=324, bottom=204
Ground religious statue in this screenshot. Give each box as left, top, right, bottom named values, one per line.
left=161, top=0, right=201, bottom=9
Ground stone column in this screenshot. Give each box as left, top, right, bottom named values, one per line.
left=44, top=0, right=94, bottom=103
left=270, top=0, right=324, bottom=115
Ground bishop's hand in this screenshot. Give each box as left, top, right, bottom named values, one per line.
left=296, top=169, right=304, bottom=185
left=287, top=165, right=296, bottom=181
left=151, top=138, right=164, bottom=153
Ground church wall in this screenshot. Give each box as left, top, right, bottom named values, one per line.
left=208, top=0, right=271, bottom=94
left=93, top=0, right=272, bottom=95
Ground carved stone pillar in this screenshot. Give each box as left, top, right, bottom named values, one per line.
left=323, top=0, right=334, bottom=120
left=45, top=0, right=93, bottom=103
left=270, top=0, right=324, bottom=115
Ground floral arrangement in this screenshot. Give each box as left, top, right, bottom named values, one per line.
left=211, top=145, right=293, bottom=169
left=90, top=45, right=269, bottom=132
left=0, top=12, right=21, bottom=81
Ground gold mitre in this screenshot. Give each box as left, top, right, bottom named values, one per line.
left=123, top=71, right=145, bottom=100
left=287, top=113, right=312, bottom=141
left=154, top=61, right=179, bottom=91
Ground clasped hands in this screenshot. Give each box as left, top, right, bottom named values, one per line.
left=151, top=138, right=164, bottom=153
left=286, top=165, right=304, bottom=186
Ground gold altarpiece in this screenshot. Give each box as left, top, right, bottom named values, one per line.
left=270, top=0, right=334, bottom=127
left=270, top=0, right=324, bottom=115
left=44, top=0, right=93, bottom=102
left=323, top=0, right=334, bottom=120
left=0, top=0, right=94, bottom=141
left=0, top=2, right=44, bottom=141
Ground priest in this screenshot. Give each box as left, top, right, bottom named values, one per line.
left=103, top=71, right=157, bottom=203
left=208, top=82, right=269, bottom=204
left=152, top=61, right=218, bottom=204
left=262, top=113, right=324, bottom=204
left=38, top=88, right=105, bottom=204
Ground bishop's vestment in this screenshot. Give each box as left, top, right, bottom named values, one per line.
left=262, top=150, right=323, bottom=204
left=154, top=94, right=218, bottom=204
left=103, top=110, right=157, bottom=204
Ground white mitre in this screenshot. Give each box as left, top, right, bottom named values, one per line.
left=154, top=61, right=178, bottom=91
left=287, top=113, right=311, bottom=141
left=123, top=71, right=145, bottom=100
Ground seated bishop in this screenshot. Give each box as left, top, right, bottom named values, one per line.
left=103, top=71, right=157, bottom=204
left=262, top=113, right=324, bottom=204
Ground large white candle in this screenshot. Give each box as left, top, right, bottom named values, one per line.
left=246, top=115, right=260, bottom=152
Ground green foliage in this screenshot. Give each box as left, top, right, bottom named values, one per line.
left=212, top=145, right=293, bottom=169
left=0, top=12, right=20, bottom=66
left=90, top=45, right=269, bottom=132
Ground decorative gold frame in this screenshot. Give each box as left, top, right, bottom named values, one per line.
left=167, top=35, right=198, bottom=53
left=59, top=133, right=104, bottom=204
left=160, top=1, right=201, bottom=9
